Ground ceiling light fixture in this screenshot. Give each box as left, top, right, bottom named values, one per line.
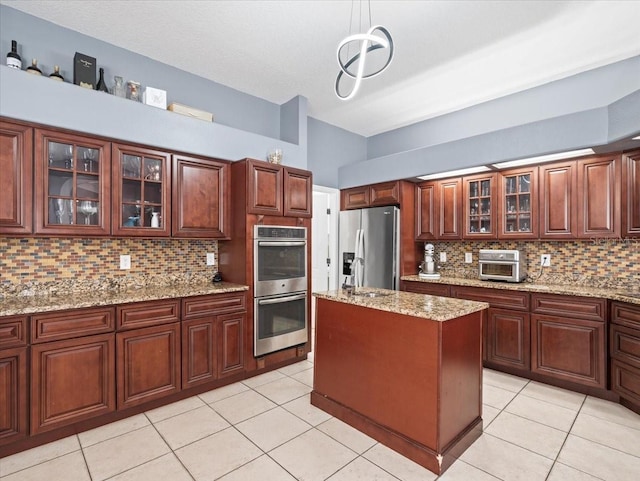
left=490, top=148, right=595, bottom=169
left=335, top=0, right=394, bottom=101
left=633, top=135, right=640, bottom=140
left=417, top=166, right=492, bottom=181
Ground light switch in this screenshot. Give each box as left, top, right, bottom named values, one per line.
left=120, top=255, right=131, bottom=270
left=206, top=253, right=216, bottom=266
left=465, top=252, right=473, bottom=263
left=439, top=252, right=447, bottom=263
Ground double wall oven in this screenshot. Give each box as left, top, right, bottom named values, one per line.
left=253, top=225, right=308, bottom=356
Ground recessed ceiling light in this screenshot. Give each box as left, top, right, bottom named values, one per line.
left=417, top=165, right=491, bottom=181
left=490, top=148, right=595, bottom=169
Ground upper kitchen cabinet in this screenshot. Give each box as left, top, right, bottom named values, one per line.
left=0, top=120, right=32, bottom=235
left=576, top=154, right=621, bottom=238
left=416, top=178, right=462, bottom=240
left=283, top=166, right=313, bottom=217
left=341, top=181, right=401, bottom=210
left=172, top=154, right=230, bottom=238
left=34, top=128, right=111, bottom=236
left=463, top=173, right=498, bottom=239
left=498, top=167, right=538, bottom=239
left=238, top=158, right=312, bottom=218
left=622, top=150, right=640, bottom=237
left=112, top=143, right=171, bottom=236
left=540, top=161, right=577, bottom=239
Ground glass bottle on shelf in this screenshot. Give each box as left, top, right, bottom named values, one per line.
left=49, top=65, right=64, bottom=82
left=113, top=76, right=126, bottom=97
left=6, top=40, right=22, bottom=69
left=26, top=58, right=42, bottom=75
left=96, top=68, right=109, bottom=92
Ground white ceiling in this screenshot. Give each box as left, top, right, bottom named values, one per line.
left=3, top=0, right=640, bottom=137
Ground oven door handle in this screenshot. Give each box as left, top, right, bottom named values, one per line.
left=257, top=293, right=307, bottom=305
left=257, top=241, right=307, bottom=247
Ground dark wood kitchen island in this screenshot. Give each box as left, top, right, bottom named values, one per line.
left=312, top=288, right=488, bottom=475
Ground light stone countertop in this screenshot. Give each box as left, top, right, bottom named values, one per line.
left=401, top=275, right=640, bottom=306
left=0, top=282, right=249, bottom=317
left=313, top=287, right=489, bottom=322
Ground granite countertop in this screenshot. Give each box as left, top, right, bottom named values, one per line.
left=400, top=275, right=640, bottom=306
left=313, top=287, right=489, bottom=322
left=0, top=282, right=249, bottom=317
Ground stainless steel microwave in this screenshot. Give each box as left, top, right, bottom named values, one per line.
left=478, top=249, right=526, bottom=283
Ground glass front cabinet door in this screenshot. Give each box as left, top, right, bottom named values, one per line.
left=463, top=173, right=497, bottom=238
left=112, top=143, right=171, bottom=236
left=498, top=167, right=538, bottom=238
left=34, top=129, right=111, bottom=235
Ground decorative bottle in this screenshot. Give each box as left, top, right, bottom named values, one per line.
left=49, top=65, right=64, bottom=82
left=6, top=40, right=22, bottom=69
left=95, top=67, right=109, bottom=92
left=26, top=58, right=42, bottom=75
left=151, top=212, right=160, bottom=228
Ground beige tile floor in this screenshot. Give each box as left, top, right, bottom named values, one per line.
left=1, top=354, right=640, bottom=481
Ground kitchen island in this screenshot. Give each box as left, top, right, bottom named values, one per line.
left=312, top=288, right=489, bottom=475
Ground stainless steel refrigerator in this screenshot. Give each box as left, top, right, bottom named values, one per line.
left=339, top=205, right=400, bottom=290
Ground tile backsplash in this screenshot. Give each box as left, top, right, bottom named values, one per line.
left=428, top=238, right=639, bottom=291
left=0, top=237, right=219, bottom=297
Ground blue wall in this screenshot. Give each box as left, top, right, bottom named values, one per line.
left=1, top=4, right=639, bottom=189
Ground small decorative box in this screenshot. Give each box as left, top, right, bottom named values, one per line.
left=73, top=52, right=96, bottom=89
left=143, top=86, right=167, bottom=109
left=167, top=102, right=213, bottom=122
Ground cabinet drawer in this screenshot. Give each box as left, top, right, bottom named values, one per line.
left=612, top=301, right=640, bottom=330
left=0, top=316, right=27, bottom=349
left=117, top=300, right=180, bottom=330
left=31, top=307, right=115, bottom=344
left=611, top=359, right=640, bottom=405
left=402, top=281, right=450, bottom=297
left=611, top=324, right=640, bottom=369
left=450, top=286, right=529, bottom=311
left=182, top=293, right=246, bottom=319
left=531, top=294, right=606, bottom=321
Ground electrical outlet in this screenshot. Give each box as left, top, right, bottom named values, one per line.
left=120, top=254, right=131, bottom=270
left=439, top=252, right=447, bottom=263
left=465, top=252, right=473, bottom=263
left=206, top=253, right=216, bottom=266
left=540, top=254, right=551, bottom=267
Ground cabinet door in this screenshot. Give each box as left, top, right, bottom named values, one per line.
left=498, top=167, right=538, bottom=238
left=540, top=161, right=577, bottom=238
left=182, top=317, right=217, bottom=389
left=31, top=333, right=115, bottom=434
left=401, top=281, right=450, bottom=297
left=172, top=154, right=230, bottom=238
left=370, top=181, right=400, bottom=206
left=284, top=166, right=312, bottom=217
left=341, top=186, right=369, bottom=210
left=0, top=120, right=32, bottom=235
left=34, top=128, right=111, bottom=235
left=247, top=159, right=283, bottom=216
left=112, top=143, right=171, bottom=236
left=116, top=323, right=180, bottom=409
left=464, top=173, right=497, bottom=239
left=577, top=155, right=620, bottom=238
left=622, top=150, right=640, bottom=237
left=611, top=359, right=640, bottom=406
left=416, top=182, right=436, bottom=240
left=437, top=178, right=462, bottom=239
left=218, top=312, right=244, bottom=378
left=531, top=314, right=605, bottom=388
left=0, top=347, right=28, bottom=446
left=485, top=308, right=530, bottom=371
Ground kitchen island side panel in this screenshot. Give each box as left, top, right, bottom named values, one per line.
left=439, top=310, right=483, bottom=450
left=313, top=297, right=441, bottom=449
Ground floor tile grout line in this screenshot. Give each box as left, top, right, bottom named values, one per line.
left=543, top=395, right=589, bottom=481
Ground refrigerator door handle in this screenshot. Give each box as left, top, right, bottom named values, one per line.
left=355, top=228, right=365, bottom=287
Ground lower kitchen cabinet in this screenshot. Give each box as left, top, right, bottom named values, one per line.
left=0, top=346, right=28, bottom=446
left=531, top=314, right=606, bottom=389
left=610, top=302, right=640, bottom=409
left=485, top=308, right=530, bottom=371
left=400, top=280, right=450, bottom=297
left=116, top=323, right=181, bottom=409
left=30, top=333, right=115, bottom=434
left=218, top=312, right=244, bottom=378
left=182, top=317, right=217, bottom=389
